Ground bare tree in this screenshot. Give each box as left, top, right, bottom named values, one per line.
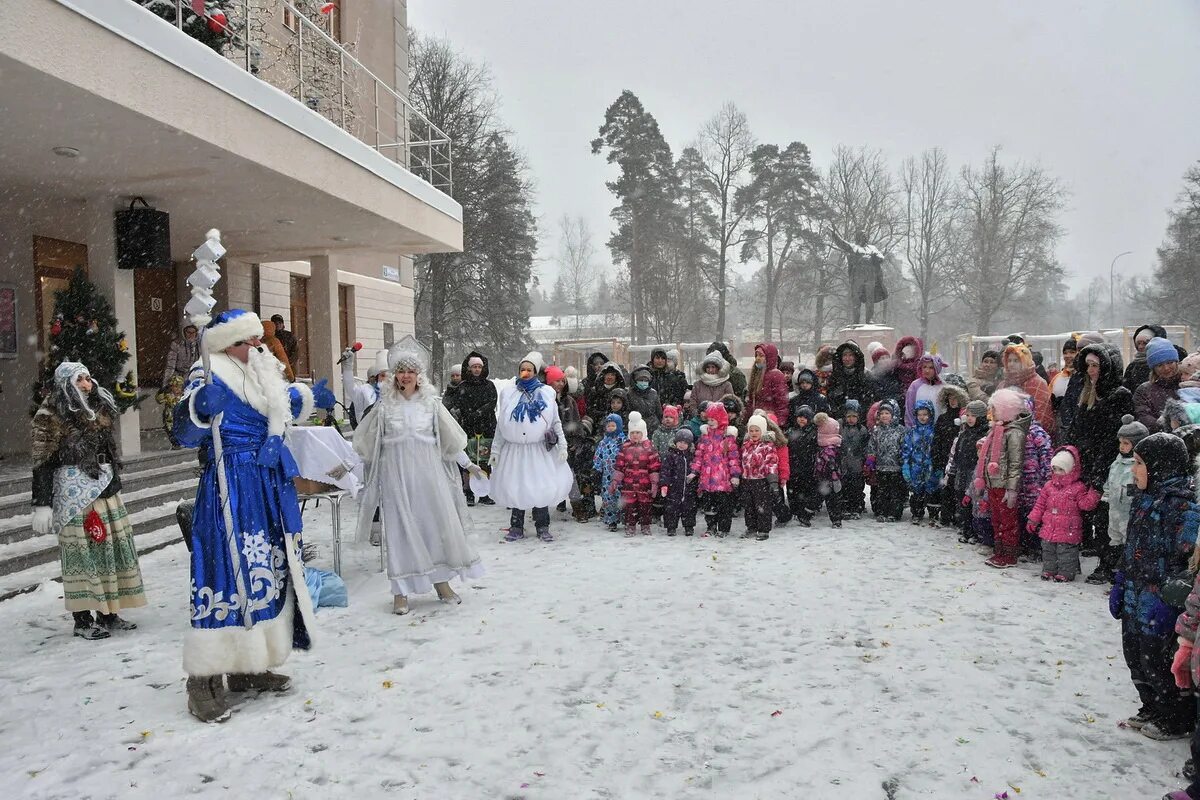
left=952, top=147, right=1067, bottom=334
left=697, top=102, right=756, bottom=340
left=1083, top=275, right=1105, bottom=328
left=556, top=215, right=597, bottom=335
left=899, top=148, right=959, bottom=342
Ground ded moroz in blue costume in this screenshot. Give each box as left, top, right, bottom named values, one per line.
left=173, top=308, right=336, bottom=722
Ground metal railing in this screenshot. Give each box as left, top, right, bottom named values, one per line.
left=164, top=0, right=452, bottom=194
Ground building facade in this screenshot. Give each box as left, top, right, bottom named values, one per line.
left=0, top=0, right=460, bottom=457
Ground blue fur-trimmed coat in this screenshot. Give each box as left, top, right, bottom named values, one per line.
left=172, top=353, right=317, bottom=677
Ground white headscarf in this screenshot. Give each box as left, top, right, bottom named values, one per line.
left=53, top=361, right=116, bottom=420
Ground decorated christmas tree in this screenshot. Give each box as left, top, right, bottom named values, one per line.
left=31, top=267, right=139, bottom=414
left=137, top=0, right=234, bottom=52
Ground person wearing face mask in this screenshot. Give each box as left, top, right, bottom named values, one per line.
left=353, top=346, right=484, bottom=618
left=31, top=361, right=147, bottom=641
left=490, top=352, right=573, bottom=543
left=172, top=309, right=336, bottom=723
left=627, top=365, right=663, bottom=436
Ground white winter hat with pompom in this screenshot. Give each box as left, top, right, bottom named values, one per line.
left=627, top=411, right=647, bottom=436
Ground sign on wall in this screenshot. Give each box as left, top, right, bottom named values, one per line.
left=382, top=265, right=400, bottom=283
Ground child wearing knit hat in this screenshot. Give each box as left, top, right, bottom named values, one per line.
left=839, top=400, right=869, bottom=518
left=740, top=414, right=780, bottom=540
left=976, top=388, right=1029, bottom=568
left=1089, top=415, right=1150, bottom=584
left=689, top=402, right=742, bottom=537
left=945, top=398, right=991, bottom=544
left=811, top=412, right=845, bottom=528
left=613, top=412, right=661, bottom=537
left=1027, top=446, right=1100, bottom=581
left=787, top=404, right=820, bottom=526
left=659, top=429, right=698, bottom=536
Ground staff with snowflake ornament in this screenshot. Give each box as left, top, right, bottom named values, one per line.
left=172, top=230, right=336, bottom=723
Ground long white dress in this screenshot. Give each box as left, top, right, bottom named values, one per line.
left=488, top=382, right=573, bottom=510
left=353, top=382, right=484, bottom=596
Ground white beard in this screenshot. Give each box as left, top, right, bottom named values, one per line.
left=245, top=347, right=294, bottom=437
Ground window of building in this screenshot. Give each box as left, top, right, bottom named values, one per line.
left=282, top=6, right=298, bottom=32
left=383, top=323, right=394, bottom=349
left=289, top=274, right=311, bottom=378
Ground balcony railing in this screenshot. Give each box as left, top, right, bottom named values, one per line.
left=154, top=0, right=452, bottom=194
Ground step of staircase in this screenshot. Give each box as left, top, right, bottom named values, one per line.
left=0, top=446, right=198, bottom=499
left=0, top=521, right=185, bottom=602
left=0, top=494, right=189, bottom=578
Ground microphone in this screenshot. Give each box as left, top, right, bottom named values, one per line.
left=337, top=342, right=363, bottom=365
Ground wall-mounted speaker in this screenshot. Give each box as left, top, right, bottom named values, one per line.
left=115, top=198, right=171, bottom=269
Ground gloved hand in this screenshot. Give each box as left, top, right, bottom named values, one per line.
left=194, top=383, right=230, bottom=418
left=466, top=463, right=485, bottom=479
left=31, top=506, right=53, bottom=535
left=488, top=453, right=499, bottom=468
left=1027, top=519, right=1040, bottom=533
left=257, top=435, right=284, bottom=468
left=558, top=449, right=569, bottom=463
left=865, top=456, right=876, bottom=472
left=311, top=379, right=336, bottom=410
left=660, top=485, right=669, bottom=498
left=1147, top=597, right=1179, bottom=637
left=961, top=495, right=972, bottom=508
left=686, top=473, right=697, bottom=483
left=731, top=477, right=740, bottom=488
left=939, top=474, right=949, bottom=488
left=1003, top=489, right=1017, bottom=508
left=1109, top=572, right=1125, bottom=619
left=649, top=481, right=659, bottom=498
left=1173, top=644, right=1194, bottom=689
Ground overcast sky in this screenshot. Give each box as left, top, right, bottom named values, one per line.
left=409, top=0, right=1200, bottom=289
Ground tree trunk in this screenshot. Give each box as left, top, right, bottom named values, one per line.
left=976, top=309, right=992, bottom=336
left=761, top=230, right=777, bottom=340
left=812, top=265, right=827, bottom=355
left=428, top=254, right=446, bottom=385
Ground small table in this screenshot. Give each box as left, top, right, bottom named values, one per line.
left=298, top=489, right=348, bottom=575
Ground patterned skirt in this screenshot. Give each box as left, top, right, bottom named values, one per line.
left=58, top=494, right=147, bottom=613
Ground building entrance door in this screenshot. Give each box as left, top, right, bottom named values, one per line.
left=134, top=267, right=180, bottom=388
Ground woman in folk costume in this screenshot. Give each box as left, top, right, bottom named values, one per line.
left=490, top=352, right=574, bottom=543
left=172, top=309, right=335, bottom=723
left=30, top=361, right=147, bottom=640
left=353, top=344, right=485, bottom=616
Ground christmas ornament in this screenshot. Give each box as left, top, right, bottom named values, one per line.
left=84, top=508, right=107, bottom=543
left=118, top=337, right=129, bottom=352
left=87, top=320, right=99, bottom=335
left=50, top=319, right=62, bottom=337
left=115, top=372, right=138, bottom=401
left=207, top=10, right=227, bottom=33
left=320, top=2, right=336, bottom=13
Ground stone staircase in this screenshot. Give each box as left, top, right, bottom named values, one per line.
left=0, top=442, right=199, bottom=596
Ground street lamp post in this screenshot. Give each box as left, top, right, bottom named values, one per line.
left=1110, top=250, right=1132, bottom=327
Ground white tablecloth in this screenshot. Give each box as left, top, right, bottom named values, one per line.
left=287, top=426, right=364, bottom=497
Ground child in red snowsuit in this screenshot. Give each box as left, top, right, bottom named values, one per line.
left=741, top=413, right=780, bottom=541
left=613, top=411, right=661, bottom=537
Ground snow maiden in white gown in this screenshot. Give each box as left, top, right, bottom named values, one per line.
left=353, top=353, right=485, bottom=614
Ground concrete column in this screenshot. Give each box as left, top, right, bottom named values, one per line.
left=84, top=198, right=140, bottom=457
left=307, top=254, right=342, bottom=407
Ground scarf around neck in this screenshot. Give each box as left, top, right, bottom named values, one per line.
left=511, top=376, right=547, bottom=423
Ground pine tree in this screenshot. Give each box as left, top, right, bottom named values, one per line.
left=137, top=1, right=234, bottom=52
left=31, top=267, right=137, bottom=414
left=1140, top=163, right=1200, bottom=331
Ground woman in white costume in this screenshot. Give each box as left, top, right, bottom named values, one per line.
left=489, top=352, right=574, bottom=542
left=354, top=346, right=485, bottom=615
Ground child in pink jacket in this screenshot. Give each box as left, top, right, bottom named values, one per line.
left=1027, top=445, right=1100, bottom=582
left=689, top=403, right=742, bottom=538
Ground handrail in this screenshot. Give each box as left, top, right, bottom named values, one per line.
left=166, top=0, right=452, bottom=194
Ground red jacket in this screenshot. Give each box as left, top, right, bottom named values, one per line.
left=746, top=342, right=790, bottom=426
left=741, top=437, right=780, bottom=480
left=1028, top=445, right=1100, bottom=544
left=614, top=439, right=661, bottom=499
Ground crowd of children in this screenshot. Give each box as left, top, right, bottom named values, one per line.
left=471, top=331, right=1200, bottom=798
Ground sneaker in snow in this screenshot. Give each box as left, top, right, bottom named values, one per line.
left=1142, top=720, right=1191, bottom=741
left=536, top=526, right=554, bottom=543
left=740, top=531, right=755, bottom=539
left=1125, top=708, right=1153, bottom=730
left=1053, top=574, right=1073, bottom=582
left=684, top=529, right=694, bottom=537
left=1041, top=572, right=1053, bottom=581
left=831, top=521, right=842, bottom=528
left=755, top=532, right=769, bottom=541
left=503, top=526, right=526, bottom=542
left=478, top=496, right=496, bottom=505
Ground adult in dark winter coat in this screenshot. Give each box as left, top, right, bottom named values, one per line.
left=1134, top=338, right=1183, bottom=434
left=587, top=363, right=626, bottom=423
left=707, top=341, right=747, bottom=399
left=1124, top=325, right=1167, bottom=393
left=1067, top=343, right=1133, bottom=581
left=789, top=368, right=829, bottom=423
left=583, top=351, right=610, bottom=394
left=627, top=366, right=663, bottom=435
left=827, top=341, right=875, bottom=420
left=892, top=335, right=924, bottom=408
left=1113, top=433, right=1198, bottom=741
left=746, top=343, right=790, bottom=427
left=454, top=352, right=498, bottom=441
left=547, top=366, right=597, bottom=522
left=647, top=348, right=688, bottom=407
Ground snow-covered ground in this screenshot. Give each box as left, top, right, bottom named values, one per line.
left=0, top=499, right=1191, bottom=799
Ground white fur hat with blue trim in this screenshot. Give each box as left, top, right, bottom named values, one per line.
left=203, top=308, right=263, bottom=354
